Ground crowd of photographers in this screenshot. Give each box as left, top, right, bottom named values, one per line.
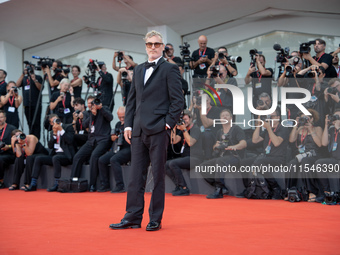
left=0, top=36, right=340, bottom=204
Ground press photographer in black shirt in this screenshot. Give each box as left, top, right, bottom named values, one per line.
left=25, top=114, right=75, bottom=192
left=98, top=106, right=131, bottom=193
left=96, top=63, right=114, bottom=111
left=72, top=97, right=89, bottom=149
left=70, top=97, right=113, bottom=192
left=43, top=60, right=66, bottom=96
left=50, top=78, right=75, bottom=124
left=0, top=110, right=16, bottom=188
left=0, top=81, right=22, bottom=128
left=16, top=64, right=43, bottom=138
left=0, top=69, right=7, bottom=98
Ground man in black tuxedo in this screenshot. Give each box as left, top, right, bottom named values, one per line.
left=110, top=30, right=184, bottom=231
left=25, top=114, right=76, bottom=191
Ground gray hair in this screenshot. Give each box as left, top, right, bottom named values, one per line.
left=144, top=30, right=163, bottom=42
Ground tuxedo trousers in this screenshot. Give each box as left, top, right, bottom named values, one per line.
left=123, top=129, right=169, bottom=224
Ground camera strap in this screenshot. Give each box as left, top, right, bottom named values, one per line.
left=314, top=52, right=325, bottom=63
left=267, top=124, right=279, bottom=147
left=199, top=48, right=207, bottom=57
left=0, top=124, right=7, bottom=141
left=300, top=128, right=308, bottom=145
left=256, top=71, right=262, bottom=82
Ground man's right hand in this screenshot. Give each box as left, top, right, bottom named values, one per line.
left=124, top=130, right=132, bottom=144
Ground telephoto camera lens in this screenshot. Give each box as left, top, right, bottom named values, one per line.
left=54, top=118, right=61, bottom=125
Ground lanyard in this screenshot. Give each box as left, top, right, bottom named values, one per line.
left=256, top=71, right=262, bottom=82
left=312, top=83, right=316, bottom=96
left=0, top=124, right=7, bottom=141
left=267, top=124, right=279, bottom=147
left=8, top=96, right=15, bottom=107
left=334, top=129, right=339, bottom=143
left=182, top=124, right=193, bottom=146
left=300, top=128, right=308, bottom=145
left=79, top=119, right=83, bottom=130
left=199, top=48, right=207, bottom=57
left=62, top=94, right=66, bottom=108
left=0, top=81, right=5, bottom=86
left=314, top=52, right=325, bottom=62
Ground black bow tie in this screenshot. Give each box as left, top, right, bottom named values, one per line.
left=145, top=62, right=156, bottom=69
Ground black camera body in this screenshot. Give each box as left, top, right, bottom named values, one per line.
left=287, top=187, right=308, bottom=202
left=91, top=98, right=101, bottom=106
left=112, top=128, right=124, bottom=146
left=177, top=111, right=184, bottom=126
left=328, top=114, right=340, bottom=123
left=273, top=44, right=290, bottom=63
left=327, top=87, right=338, bottom=95
left=0, top=141, right=6, bottom=150
left=257, top=99, right=265, bottom=107
left=117, top=51, right=124, bottom=62
left=210, top=65, right=220, bottom=78
left=32, top=56, right=55, bottom=69
left=298, top=116, right=309, bottom=127
left=299, top=41, right=316, bottom=54
left=17, top=133, right=26, bottom=141
left=53, top=118, right=61, bottom=125
left=260, top=115, right=271, bottom=122
left=249, top=49, right=262, bottom=66
left=121, top=71, right=128, bottom=80
left=324, top=191, right=339, bottom=205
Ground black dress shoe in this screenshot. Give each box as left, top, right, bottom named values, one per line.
left=146, top=221, right=162, bottom=231
left=25, top=184, right=37, bottom=192
left=109, top=219, right=141, bottom=230
left=0, top=182, right=5, bottom=189
left=222, top=186, right=229, bottom=195
left=47, top=184, right=58, bottom=192
left=111, top=186, right=126, bottom=193
left=89, top=185, right=96, bottom=192
left=97, top=184, right=110, bottom=192
left=206, top=187, right=223, bottom=199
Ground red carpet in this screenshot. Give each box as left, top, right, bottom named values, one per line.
left=1, top=190, right=339, bottom=255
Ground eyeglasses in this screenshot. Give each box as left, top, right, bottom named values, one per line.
left=145, top=42, right=163, bottom=48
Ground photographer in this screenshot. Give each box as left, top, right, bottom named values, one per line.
left=0, top=69, right=7, bottom=98
left=72, top=97, right=89, bottom=149
left=112, top=51, right=137, bottom=72
left=206, top=64, right=238, bottom=113
left=200, top=109, right=246, bottom=199
left=324, top=78, right=340, bottom=114
left=25, top=114, right=75, bottom=191
left=0, top=111, right=16, bottom=188
left=164, top=43, right=182, bottom=64
left=98, top=106, right=131, bottom=193
left=70, top=65, right=83, bottom=98
left=286, top=109, right=323, bottom=202
left=277, top=52, right=304, bottom=120
left=214, top=47, right=238, bottom=77
left=298, top=65, right=327, bottom=126
left=313, top=110, right=340, bottom=202
left=70, top=98, right=113, bottom=192
left=8, top=130, right=48, bottom=191
left=301, top=39, right=335, bottom=78
left=96, top=63, right=114, bottom=111
left=117, top=68, right=133, bottom=106
left=165, top=110, right=203, bottom=196
left=244, top=53, right=273, bottom=108
left=191, top=94, right=221, bottom=159
left=238, top=107, right=289, bottom=199
left=43, top=60, right=66, bottom=95
left=16, top=64, right=43, bottom=138
left=330, top=48, right=340, bottom=78
left=50, top=78, right=75, bottom=124
left=190, top=35, right=215, bottom=78
left=0, top=81, right=22, bottom=128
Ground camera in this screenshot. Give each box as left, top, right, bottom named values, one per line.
left=213, top=133, right=230, bottom=157
left=121, top=71, right=128, bottom=80
left=97, top=61, right=105, bottom=69
left=295, top=150, right=316, bottom=163
left=257, top=100, right=265, bottom=107
left=324, top=191, right=339, bottom=205
left=112, top=128, right=124, bottom=146
left=53, top=118, right=61, bottom=125
left=285, top=65, right=295, bottom=73
left=9, top=86, right=18, bottom=94
left=91, top=98, right=101, bottom=106
left=273, top=44, right=290, bottom=63
left=117, top=51, right=124, bottom=62
left=75, top=110, right=81, bottom=115
left=0, top=141, right=6, bottom=150
left=209, top=65, right=220, bottom=78
left=32, top=56, right=55, bottom=68
left=299, top=41, right=316, bottom=54
left=177, top=111, right=184, bottom=126
left=327, top=87, right=338, bottom=95
left=260, top=115, right=271, bottom=122
left=193, top=91, right=202, bottom=106
left=23, top=61, right=40, bottom=74
left=287, top=187, right=308, bottom=202
left=298, top=116, right=309, bottom=127
left=327, top=114, right=340, bottom=123
left=17, top=133, right=26, bottom=141
left=55, top=64, right=71, bottom=75
left=249, top=49, right=262, bottom=66
left=226, top=56, right=242, bottom=63
left=179, top=42, right=190, bottom=58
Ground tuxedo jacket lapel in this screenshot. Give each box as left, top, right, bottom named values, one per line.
left=144, top=58, right=165, bottom=88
